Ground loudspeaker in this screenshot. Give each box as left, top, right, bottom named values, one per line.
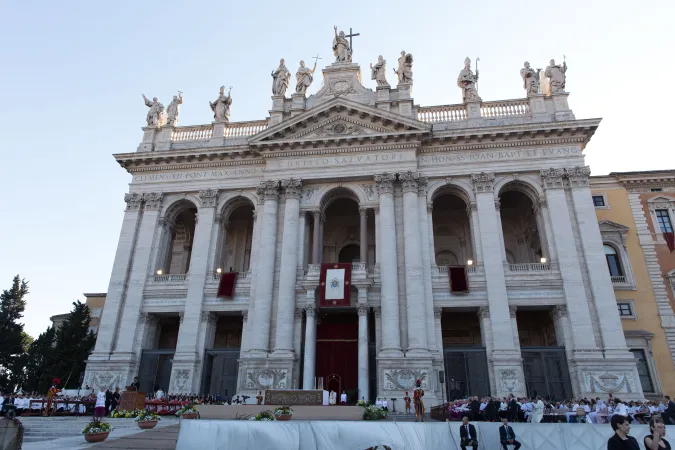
left=439, top=371, right=445, bottom=384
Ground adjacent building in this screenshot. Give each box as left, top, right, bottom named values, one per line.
left=50, top=293, right=107, bottom=335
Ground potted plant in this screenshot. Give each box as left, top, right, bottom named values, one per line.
left=273, top=406, right=293, bottom=421
left=362, top=405, right=388, bottom=421
left=175, top=404, right=199, bottom=420
left=248, top=410, right=275, bottom=421
left=82, top=417, right=113, bottom=443
left=135, top=410, right=162, bottom=429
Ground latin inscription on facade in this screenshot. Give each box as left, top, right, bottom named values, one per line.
left=272, top=153, right=409, bottom=170
left=418, top=146, right=580, bottom=166
left=133, top=167, right=263, bottom=184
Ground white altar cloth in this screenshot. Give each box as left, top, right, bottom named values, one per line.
left=176, top=420, right=673, bottom=450
left=322, top=390, right=328, bottom=406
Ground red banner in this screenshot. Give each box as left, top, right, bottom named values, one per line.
left=217, top=272, right=238, bottom=298
left=319, top=263, right=352, bottom=307
left=449, top=266, right=469, bottom=292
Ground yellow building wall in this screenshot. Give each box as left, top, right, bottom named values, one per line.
left=593, top=186, right=675, bottom=396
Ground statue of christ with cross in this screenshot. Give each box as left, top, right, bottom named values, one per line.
left=333, top=26, right=358, bottom=63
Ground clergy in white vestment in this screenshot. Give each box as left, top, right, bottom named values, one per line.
left=340, top=391, right=347, bottom=405
left=155, top=388, right=165, bottom=400
left=329, top=390, right=337, bottom=405
left=375, top=398, right=383, bottom=408
left=531, top=396, right=545, bottom=423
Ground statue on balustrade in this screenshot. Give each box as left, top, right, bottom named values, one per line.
left=142, top=94, right=165, bottom=128
left=332, top=26, right=352, bottom=63
left=271, top=59, right=291, bottom=97
left=295, top=60, right=316, bottom=96
left=210, top=86, right=232, bottom=123
left=370, top=55, right=389, bottom=87
left=394, top=51, right=413, bottom=85
left=544, top=58, right=567, bottom=94
left=520, top=62, right=541, bottom=96
left=457, top=57, right=481, bottom=102
left=166, top=91, right=183, bottom=127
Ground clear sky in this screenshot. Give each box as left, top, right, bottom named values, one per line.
left=1, top=0, right=673, bottom=338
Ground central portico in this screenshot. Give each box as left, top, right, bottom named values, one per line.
left=85, top=29, right=644, bottom=404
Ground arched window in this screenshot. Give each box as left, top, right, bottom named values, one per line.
left=604, top=245, right=623, bottom=277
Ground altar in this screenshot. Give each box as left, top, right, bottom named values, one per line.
left=264, top=390, right=329, bottom=406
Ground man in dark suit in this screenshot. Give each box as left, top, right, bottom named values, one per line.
left=470, top=397, right=481, bottom=421
left=459, top=416, right=478, bottom=450
left=485, top=397, right=496, bottom=422
left=508, top=394, right=519, bottom=422
left=499, top=417, right=521, bottom=450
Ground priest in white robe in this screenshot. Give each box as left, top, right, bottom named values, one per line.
left=329, top=390, right=337, bottom=405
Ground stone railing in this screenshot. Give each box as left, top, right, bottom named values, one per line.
left=352, top=262, right=366, bottom=271
left=481, top=99, right=530, bottom=118
left=417, top=105, right=467, bottom=123
left=223, top=120, right=268, bottom=138
left=611, top=275, right=627, bottom=284
left=435, top=265, right=477, bottom=274
left=153, top=274, right=188, bottom=282
left=212, top=271, right=251, bottom=281
left=171, top=125, right=213, bottom=142
left=507, top=263, right=551, bottom=272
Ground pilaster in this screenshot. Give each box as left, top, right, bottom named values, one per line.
left=357, top=305, right=370, bottom=402
left=302, top=304, right=317, bottom=389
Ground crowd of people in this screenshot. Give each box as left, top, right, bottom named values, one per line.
left=439, top=394, right=675, bottom=425
left=0, top=390, right=89, bottom=416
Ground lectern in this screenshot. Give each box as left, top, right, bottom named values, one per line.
left=119, top=386, right=145, bottom=411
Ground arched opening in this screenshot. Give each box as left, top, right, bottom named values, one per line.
left=216, top=201, right=255, bottom=273
left=604, top=244, right=623, bottom=277
left=321, top=197, right=362, bottom=263
left=156, top=200, right=198, bottom=275
left=432, top=191, right=473, bottom=266
left=499, top=188, right=543, bottom=264
left=338, top=244, right=360, bottom=263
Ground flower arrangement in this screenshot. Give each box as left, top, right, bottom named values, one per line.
left=111, top=409, right=143, bottom=418
left=362, top=405, right=388, bottom=421
left=175, top=404, right=199, bottom=416
left=134, top=410, right=161, bottom=422
left=273, top=406, right=293, bottom=417
left=248, top=410, right=276, bottom=421
left=357, top=399, right=368, bottom=407
left=82, top=418, right=113, bottom=435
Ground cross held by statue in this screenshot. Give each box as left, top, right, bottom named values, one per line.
left=346, top=27, right=360, bottom=49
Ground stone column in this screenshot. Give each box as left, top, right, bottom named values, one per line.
left=170, top=189, right=218, bottom=392
left=319, top=214, right=325, bottom=263
left=359, top=207, right=368, bottom=263
left=539, top=169, right=599, bottom=353
left=243, top=209, right=261, bottom=352
left=374, top=206, right=381, bottom=270
left=471, top=173, right=524, bottom=396
left=478, top=306, right=497, bottom=394
left=193, top=312, right=218, bottom=387
left=357, top=305, right=370, bottom=401
left=273, top=179, right=303, bottom=356
left=240, top=311, right=249, bottom=355
left=111, top=193, right=164, bottom=362
left=212, top=217, right=230, bottom=273
left=426, top=204, right=436, bottom=264
left=567, top=167, right=631, bottom=356
left=509, top=306, right=521, bottom=349
left=399, top=171, right=429, bottom=354
left=302, top=305, right=317, bottom=389
left=293, top=308, right=303, bottom=388
left=248, top=181, right=280, bottom=355
left=374, top=306, right=382, bottom=353
left=312, top=211, right=320, bottom=264
left=418, top=181, right=437, bottom=353
left=374, top=173, right=402, bottom=355
left=434, top=307, right=444, bottom=357
left=154, top=219, right=175, bottom=274
left=494, top=198, right=508, bottom=262
left=90, top=194, right=144, bottom=360
left=551, top=305, right=580, bottom=394
left=467, top=202, right=483, bottom=263
left=298, top=210, right=306, bottom=271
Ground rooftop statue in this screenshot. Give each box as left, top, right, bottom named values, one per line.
left=545, top=58, right=567, bottom=94
left=370, top=55, right=389, bottom=87
left=271, top=59, right=291, bottom=97
left=210, top=86, right=232, bottom=123
left=295, top=60, right=317, bottom=96
left=393, top=51, right=413, bottom=85
left=457, top=57, right=481, bottom=102
left=166, top=91, right=183, bottom=127
left=332, top=26, right=352, bottom=63
left=142, top=94, right=165, bottom=128
left=520, top=62, right=540, bottom=96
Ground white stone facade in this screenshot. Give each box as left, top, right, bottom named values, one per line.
left=85, top=60, right=644, bottom=402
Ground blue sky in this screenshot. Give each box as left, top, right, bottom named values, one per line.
left=1, top=0, right=673, bottom=338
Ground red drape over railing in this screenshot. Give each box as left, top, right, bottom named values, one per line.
left=217, top=272, right=238, bottom=298
left=319, top=263, right=352, bottom=307
left=449, top=266, right=469, bottom=292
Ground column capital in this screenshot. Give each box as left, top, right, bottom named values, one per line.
left=398, top=171, right=421, bottom=194
left=215, top=214, right=230, bottom=228
left=178, top=312, right=184, bottom=324
left=374, top=172, right=396, bottom=195
left=427, top=203, right=434, bottom=214
left=477, top=306, right=490, bottom=320
left=358, top=207, right=369, bottom=217
left=142, top=192, right=164, bottom=210
left=471, top=172, right=495, bottom=193
left=466, top=201, right=477, bottom=217
left=434, top=307, right=442, bottom=319
left=158, top=217, right=175, bottom=232
left=295, top=308, right=304, bottom=319
left=373, top=205, right=380, bottom=214
left=564, top=166, right=591, bottom=187
left=373, top=306, right=381, bottom=318
left=417, top=176, right=429, bottom=196
left=540, top=168, right=565, bottom=189
left=494, top=198, right=501, bottom=211
left=252, top=210, right=258, bottom=222
left=550, top=305, right=568, bottom=320
left=281, top=178, right=303, bottom=199
left=242, top=310, right=249, bottom=321
left=304, top=305, right=317, bottom=317
left=509, top=305, right=517, bottom=318
left=256, top=180, right=280, bottom=202
left=124, top=193, right=144, bottom=210
left=198, top=189, right=219, bottom=207
left=357, top=305, right=370, bottom=316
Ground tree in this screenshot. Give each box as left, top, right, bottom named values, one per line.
left=22, top=326, right=56, bottom=394
left=49, top=301, right=96, bottom=389
left=0, top=275, right=28, bottom=391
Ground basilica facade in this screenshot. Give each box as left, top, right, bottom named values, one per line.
left=84, top=41, right=645, bottom=403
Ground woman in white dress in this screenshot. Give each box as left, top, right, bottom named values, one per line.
left=531, top=396, right=545, bottom=423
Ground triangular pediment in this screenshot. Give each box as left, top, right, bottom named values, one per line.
left=249, top=97, right=430, bottom=146
left=598, top=220, right=630, bottom=234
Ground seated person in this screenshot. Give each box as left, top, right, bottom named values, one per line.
left=607, top=414, right=639, bottom=450
left=459, top=416, right=478, bottom=450
left=499, top=417, right=521, bottom=450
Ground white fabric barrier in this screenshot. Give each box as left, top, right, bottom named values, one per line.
left=176, top=420, right=673, bottom=450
